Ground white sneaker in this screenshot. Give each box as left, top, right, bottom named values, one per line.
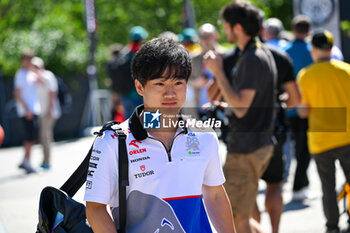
left=18, top=160, right=37, bottom=174
left=292, top=187, right=318, bottom=201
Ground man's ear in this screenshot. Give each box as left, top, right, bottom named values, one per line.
left=135, top=79, right=144, bottom=96
left=234, top=23, right=243, bottom=34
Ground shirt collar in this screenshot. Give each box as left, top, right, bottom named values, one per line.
left=242, top=38, right=258, bottom=53
left=128, top=105, right=188, bottom=141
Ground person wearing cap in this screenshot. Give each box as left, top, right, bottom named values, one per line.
left=184, top=23, right=225, bottom=119
left=297, top=30, right=350, bottom=233
left=31, top=56, right=61, bottom=170
left=14, top=49, right=40, bottom=174
left=263, top=18, right=289, bottom=49
left=180, top=28, right=202, bottom=56
left=107, top=26, right=148, bottom=119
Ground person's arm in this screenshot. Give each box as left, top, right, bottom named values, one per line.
left=282, top=81, right=301, bottom=108
left=202, top=184, right=236, bottom=233
left=296, top=69, right=310, bottom=118
left=204, top=50, right=256, bottom=118
left=13, top=87, right=33, bottom=120
left=297, top=103, right=309, bottom=118
left=86, top=202, right=118, bottom=233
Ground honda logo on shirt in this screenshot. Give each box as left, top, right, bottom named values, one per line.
left=140, top=165, right=146, bottom=171
left=129, top=140, right=142, bottom=148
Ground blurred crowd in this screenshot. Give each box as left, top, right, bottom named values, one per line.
left=105, top=3, right=350, bottom=233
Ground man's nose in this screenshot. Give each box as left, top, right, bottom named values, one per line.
left=164, top=85, right=176, bottom=98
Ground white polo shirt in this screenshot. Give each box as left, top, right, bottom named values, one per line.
left=84, top=105, right=225, bottom=233
left=14, top=68, right=41, bottom=117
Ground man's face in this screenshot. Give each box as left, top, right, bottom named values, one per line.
left=135, top=73, right=187, bottom=114
left=200, top=33, right=217, bottom=52
left=224, top=22, right=237, bottom=44
left=22, top=57, right=32, bottom=69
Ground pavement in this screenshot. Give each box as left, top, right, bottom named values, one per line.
left=0, top=136, right=348, bottom=233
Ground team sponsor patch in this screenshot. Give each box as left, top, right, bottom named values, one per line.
left=86, top=180, right=92, bottom=189
left=87, top=170, right=95, bottom=177
left=110, top=133, right=118, bottom=139
left=92, top=149, right=101, bottom=154
left=130, top=156, right=151, bottom=163
left=186, top=135, right=200, bottom=156
left=129, top=148, right=147, bottom=155
left=134, top=165, right=155, bottom=179
left=91, top=156, right=100, bottom=161
left=129, top=140, right=142, bottom=148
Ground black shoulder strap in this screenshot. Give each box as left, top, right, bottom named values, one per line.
left=60, top=144, right=94, bottom=197
left=59, top=121, right=125, bottom=197
left=59, top=120, right=129, bottom=232
left=115, top=128, right=128, bottom=233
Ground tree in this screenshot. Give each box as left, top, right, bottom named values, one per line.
left=0, top=0, right=293, bottom=83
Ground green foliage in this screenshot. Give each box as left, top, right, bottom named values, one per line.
left=0, top=0, right=293, bottom=86
left=341, top=20, right=350, bottom=37
left=0, top=1, right=88, bottom=78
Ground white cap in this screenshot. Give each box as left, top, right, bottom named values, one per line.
left=31, top=56, right=44, bottom=68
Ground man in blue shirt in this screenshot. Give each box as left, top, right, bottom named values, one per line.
left=284, top=15, right=315, bottom=201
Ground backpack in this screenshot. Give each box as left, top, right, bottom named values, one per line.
left=56, top=76, right=71, bottom=110
left=36, top=121, right=129, bottom=233
left=107, top=47, right=135, bottom=95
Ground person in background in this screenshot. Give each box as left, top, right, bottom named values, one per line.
left=107, top=26, right=148, bottom=119
left=263, top=18, right=289, bottom=49
left=159, top=30, right=179, bottom=42
left=283, top=15, right=316, bottom=201
left=31, top=57, right=61, bottom=169
left=251, top=11, right=301, bottom=233
left=331, top=45, right=344, bottom=61
left=106, top=43, right=125, bottom=123
left=297, top=30, right=350, bottom=233
left=204, top=2, right=277, bottom=232
left=14, top=50, right=39, bottom=174
left=184, top=23, right=225, bottom=119
left=180, top=27, right=202, bottom=57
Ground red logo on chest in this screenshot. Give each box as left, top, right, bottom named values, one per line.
left=129, top=140, right=142, bottom=148
left=140, top=165, right=146, bottom=171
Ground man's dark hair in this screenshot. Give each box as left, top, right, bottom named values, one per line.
left=292, top=15, right=311, bottom=35
left=221, top=1, right=261, bottom=37
left=131, top=38, right=192, bottom=86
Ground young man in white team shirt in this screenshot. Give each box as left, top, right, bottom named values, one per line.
left=84, top=38, right=235, bottom=233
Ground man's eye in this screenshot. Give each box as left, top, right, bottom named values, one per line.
left=155, top=82, right=164, bottom=86
left=175, top=81, right=184, bottom=85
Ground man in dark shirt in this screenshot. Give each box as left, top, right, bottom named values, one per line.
left=204, top=2, right=277, bottom=233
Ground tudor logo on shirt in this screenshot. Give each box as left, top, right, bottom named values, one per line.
left=134, top=165, right=155, bottom=179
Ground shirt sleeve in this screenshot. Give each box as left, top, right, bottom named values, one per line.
left=203, top=133, right=225, bottom=186
left=14, top=70, right=23, bottom=89
left=46, top=71, right=58, bottom=92
left=280, top=55, right=295, bottom=84
left=297, top=68, right=310, bottom=105
left=84, top=133, right=119, bottom=207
